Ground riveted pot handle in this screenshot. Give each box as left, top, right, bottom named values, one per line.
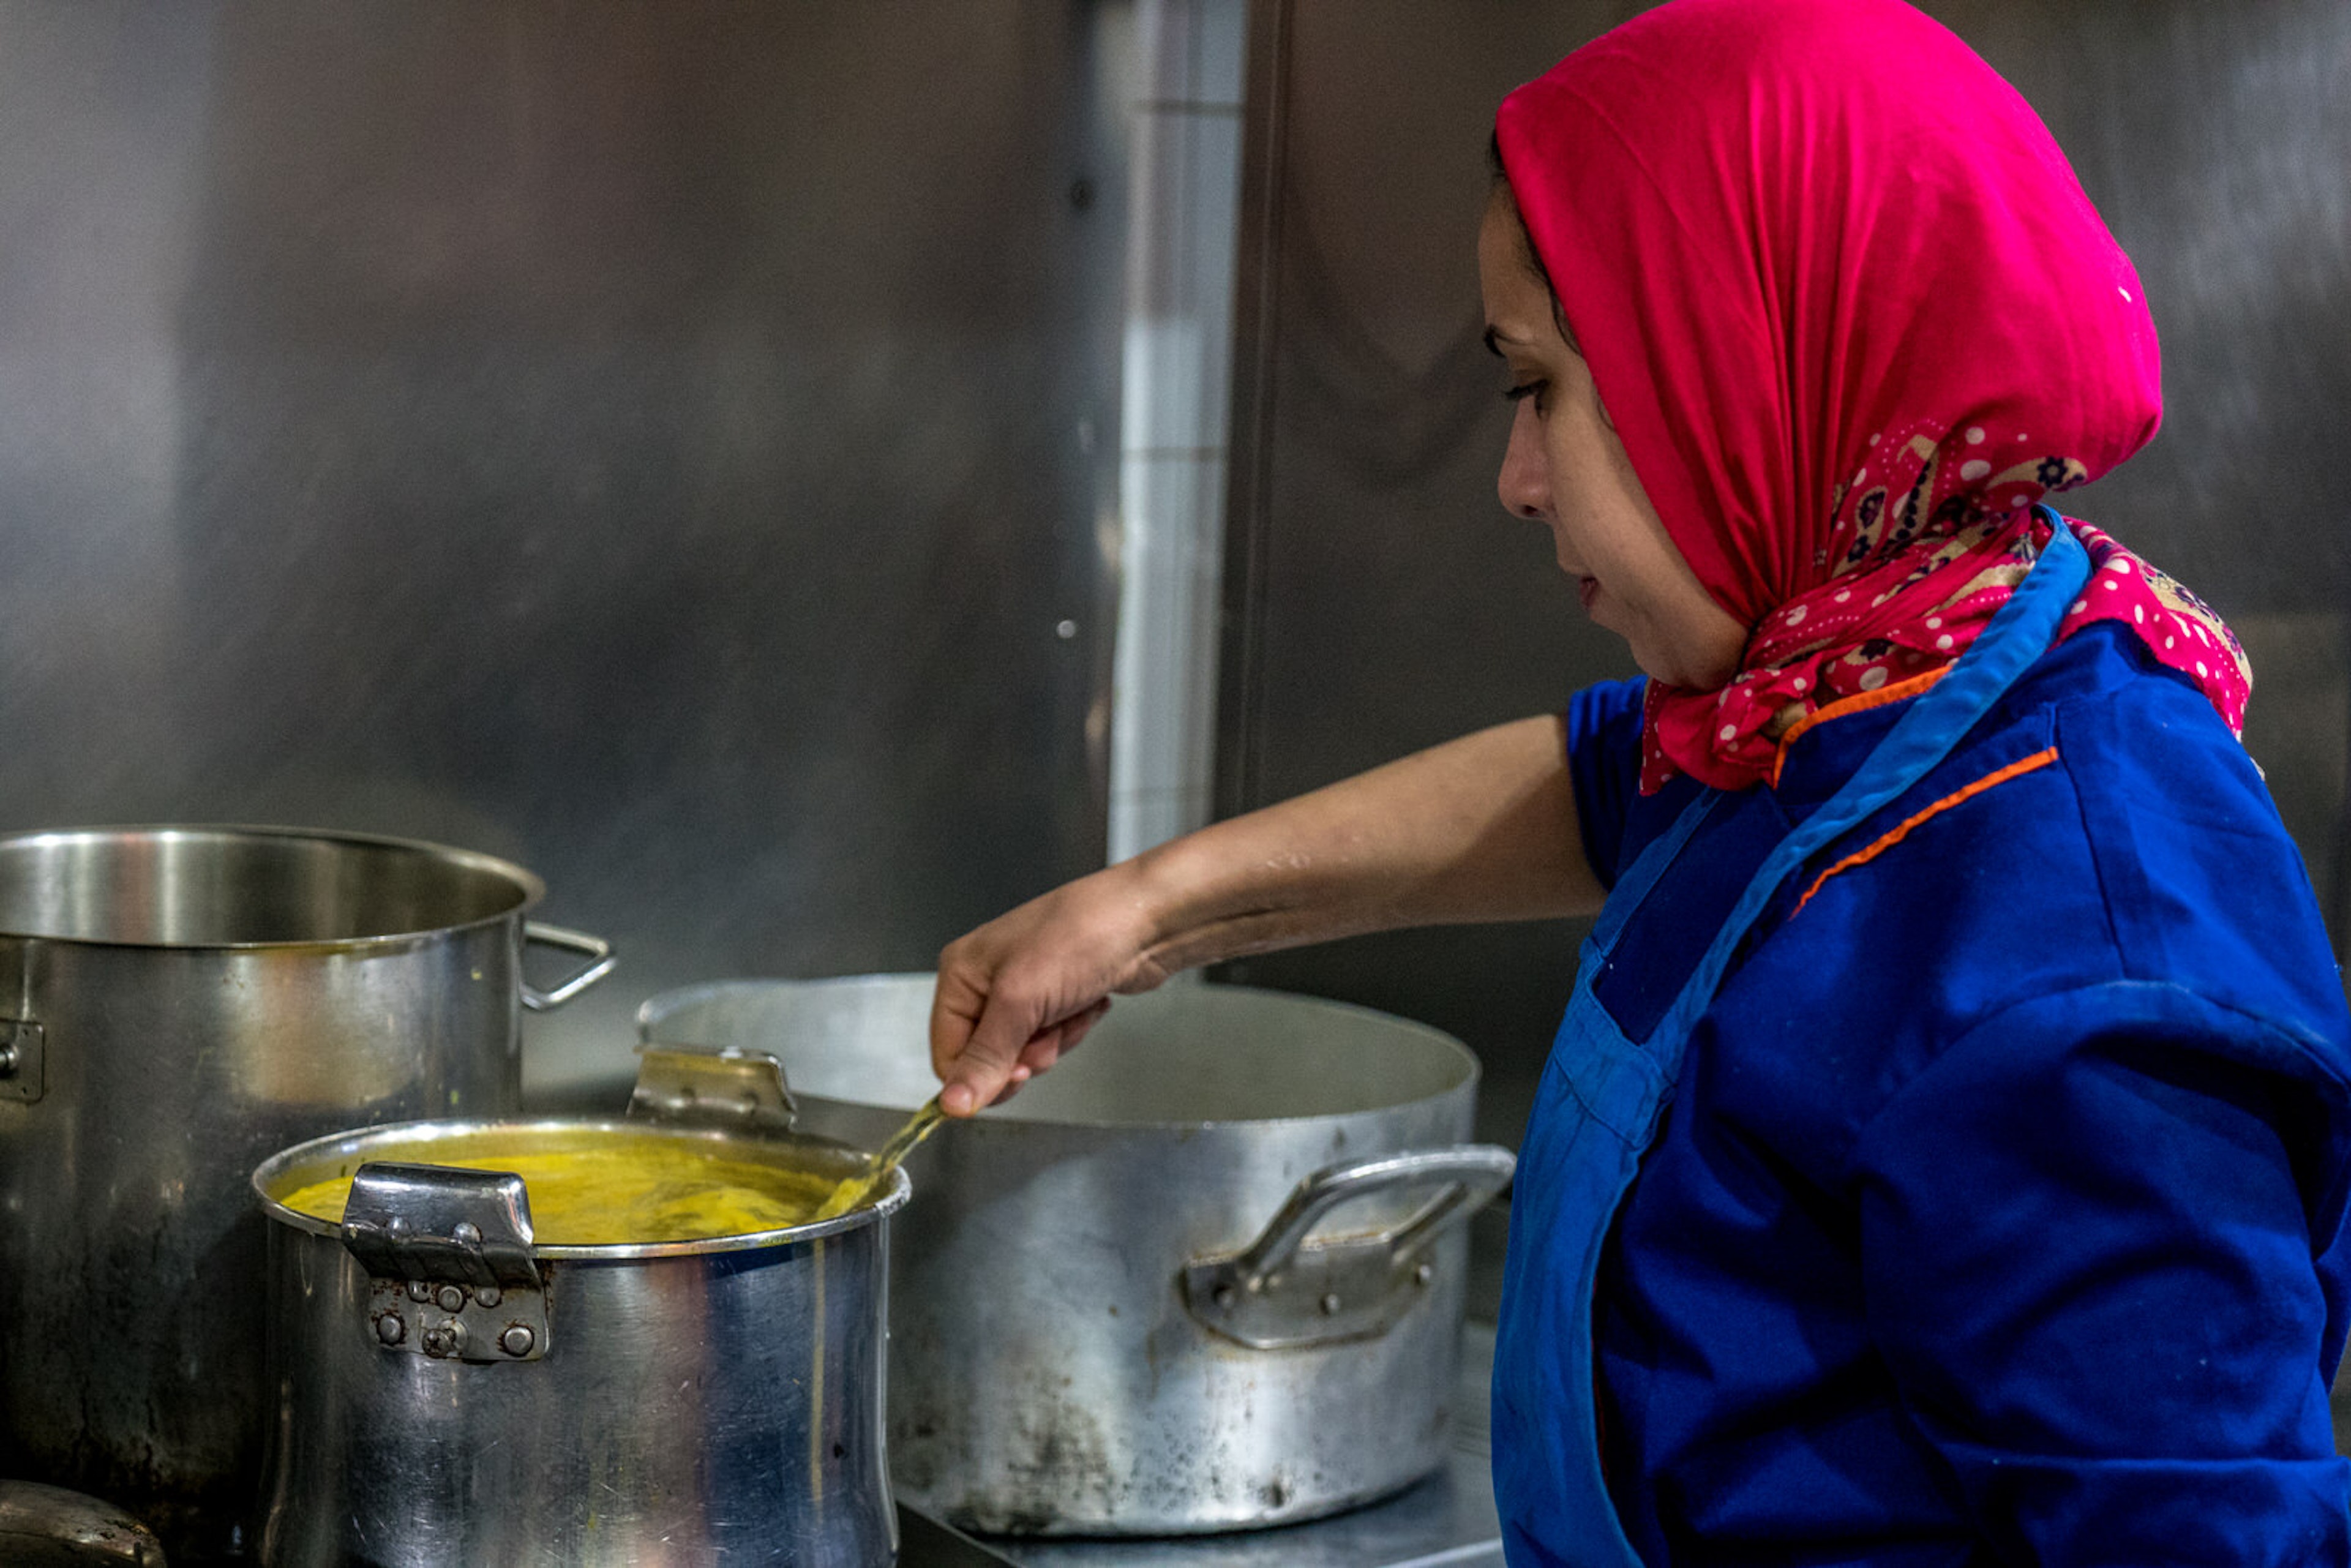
left=628, top=1045, right=798, bottom=1135
left=340, top=1161, right=551, bottom=1364
left=1180, top=1144, right=1515, bottom=1351
left=520, top=922, right=617, bottom=1011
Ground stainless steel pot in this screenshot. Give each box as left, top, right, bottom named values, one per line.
left=639, top=974, right=1513, bottom=1535
left=0, top=826, right=613, bottom=1556
left=249, top=1049, right=906, bottom=1568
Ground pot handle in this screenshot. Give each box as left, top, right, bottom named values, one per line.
left=1180, top=1143, right=1515, bottom=1351
left=520, top=922, right=617, bottom=1011
left=340, top=1161, right=550, bottom=1365
left=628, top=1045, right=798, bottom=1134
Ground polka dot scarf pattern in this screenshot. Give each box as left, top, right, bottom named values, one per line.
left=1638, top=457, right=2251, bottom=796
left=1496, top=0, right=2250, bottom=793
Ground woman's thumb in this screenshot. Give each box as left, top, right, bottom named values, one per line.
left=936, top=997, right=1029, bottom=1116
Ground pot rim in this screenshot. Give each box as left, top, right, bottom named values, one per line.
left=637, top=973, right=1483, bottom=1130
left=251, top=1115, right=909, bottom=1259
left=0, top=823, right=546, bottom=951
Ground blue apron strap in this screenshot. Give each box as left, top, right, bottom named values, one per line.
left=1653, top=514, right=2090, bottom=1041
left=1588, top=787, right=1723, bottom=950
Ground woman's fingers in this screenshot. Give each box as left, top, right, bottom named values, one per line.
left=936, top=989, right=1027, bottom=1116
left=928, top=962, right=992, bottom=1100
left=934, top=968, right=1120, bottom=1116
left=930, top=953, right=1078, bottom=1115
left=1010, top=997, right=1111, bottom=1082
left=931, top=867, right=1158, bottom=1116
left=943, top=985, right=1116, bottom=1115
left=930, top=946, right=1010, bottom=1114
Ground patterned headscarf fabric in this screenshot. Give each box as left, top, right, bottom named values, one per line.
left=1494, top=0, right=2249, bottom=793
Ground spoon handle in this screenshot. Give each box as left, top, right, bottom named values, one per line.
left=814, top=1095, right=945, bottom=1220
left=869, top=1095, right=947, bottom=1174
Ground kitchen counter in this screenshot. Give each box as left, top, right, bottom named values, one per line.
left=901, top=1321, right=1502, bottom=1568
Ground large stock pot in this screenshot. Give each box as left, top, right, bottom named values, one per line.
left=0, top=826, right=613, bottom=1556
left=250, top=1048, right=905, bottom=1568
left=640, top=974, right=1513, bottom=1535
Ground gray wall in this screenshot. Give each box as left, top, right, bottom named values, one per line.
left=1218, top=0, right=2351, bottom=1148
left=0, top=2, right=1131, bottom=1093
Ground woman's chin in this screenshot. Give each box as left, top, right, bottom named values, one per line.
left=1629, top=637, right=1738, bottom=691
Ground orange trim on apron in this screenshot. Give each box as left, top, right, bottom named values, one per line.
left=1767, top=668, right=1952, bottom=790
left=1791, top=747, right=2061, bottom=917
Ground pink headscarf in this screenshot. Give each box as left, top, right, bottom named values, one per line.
left=1494, top=0, right=2248, bottom=793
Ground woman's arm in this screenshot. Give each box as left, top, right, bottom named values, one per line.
left=931, top=712, right=1605, bottom=1114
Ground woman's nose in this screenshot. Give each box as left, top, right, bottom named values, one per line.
left=1496, top=400, right=1549, bottom=519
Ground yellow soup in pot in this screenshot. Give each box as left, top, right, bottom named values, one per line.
left=276, top=1135, right=849, bottom=1246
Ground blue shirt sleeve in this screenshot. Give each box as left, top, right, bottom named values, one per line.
left=1853, top=983, right=2351, bottom=1566
left=1564, top=676, right=1647, bottom=890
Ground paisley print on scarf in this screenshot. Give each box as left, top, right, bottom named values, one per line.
left=1639, top=424, right=2249, bottom=795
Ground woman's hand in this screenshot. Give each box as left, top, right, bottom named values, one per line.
left=929, top=861, right=1170, bottom=1116
left=929, top=714, right=1606, bottom=1116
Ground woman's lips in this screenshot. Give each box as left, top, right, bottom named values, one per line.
left=1578, top=576, right=1599, bottom=610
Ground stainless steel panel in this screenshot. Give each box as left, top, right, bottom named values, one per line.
left=0, top=1, right=1130, bottom=1096
left=1218, top=0, right=2351, bottom=1147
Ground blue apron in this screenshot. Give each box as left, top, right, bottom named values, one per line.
left=1491, top=517, right=2091, bottom=1565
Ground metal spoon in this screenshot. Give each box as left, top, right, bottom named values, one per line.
left=813, top=1095, right=945, bottom=1220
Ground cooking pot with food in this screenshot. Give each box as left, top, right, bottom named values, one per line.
left=249, top=1047, right=904, bottom=1568
left=0, top=826, right=613, bottom=1554
left=640, top=974, right=1513, bottom=1535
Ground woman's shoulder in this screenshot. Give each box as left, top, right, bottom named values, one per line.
left=1714, top=629, right=2350, bottom=1188
left=2039, top=628, right=2344, bottom=1040
left=1795, top=621, right=2344, bottom=1056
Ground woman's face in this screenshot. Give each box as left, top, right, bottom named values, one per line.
left=1477, top=193, right=1748, bottom=689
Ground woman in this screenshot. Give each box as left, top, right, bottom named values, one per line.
left=930, top=0, right=2351, bottom=1560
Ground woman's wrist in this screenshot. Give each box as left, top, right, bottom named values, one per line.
left=1114, top=828, right=1250, bottom=977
